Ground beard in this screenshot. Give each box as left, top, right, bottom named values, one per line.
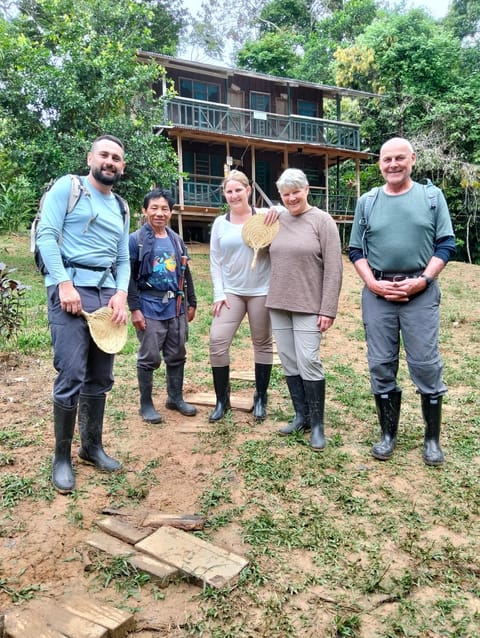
left=91, top=165, right=122, bottom=186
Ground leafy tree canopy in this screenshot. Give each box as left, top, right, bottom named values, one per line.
left=0, top=0, right=184, bottom=218
left=297, top=0, right=377, bottom=83
left=444, top=0, right=480, bottom=41
left=237, top=30, right=304, bottom=76
left=258, top=0, right=313, bottom=34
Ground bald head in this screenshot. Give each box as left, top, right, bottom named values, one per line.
left=378, top=137, right=416, bottom=194
left=380, top=137, right=414, bottom=157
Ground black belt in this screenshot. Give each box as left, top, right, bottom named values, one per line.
left=63, top=258, right=115, bottom=289
left=66, top=262, right=110, bottom=272
left=372, top=269, right=423, bottom=282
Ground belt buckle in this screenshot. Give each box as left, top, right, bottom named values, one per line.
left=392, top=275, right=406, bottom=282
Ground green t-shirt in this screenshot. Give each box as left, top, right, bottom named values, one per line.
left=349, top=182, right=454, bottom=272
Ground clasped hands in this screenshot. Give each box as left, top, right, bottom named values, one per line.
left=372, top=277, right=427, bottom=302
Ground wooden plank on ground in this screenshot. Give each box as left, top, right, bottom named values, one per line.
left=96, top=517, right=153, bottom=544
left=141, top=512, right=206, bottom=531
left=128, top=553, right=178, bottom=586
left=86, top=531, right=178, bottom=585
left=5, top=609, right=66, bottom=638
left=187, top=392, right=252, bottom=411
left=231, top=371, right=254, bottom=382
left=60, top=596, right=135, bottom=638
left=85, top=531, right=136, bottom=557
left=135, top=526, right=248, bottom=589
left=28, top=601, right=107, bottom=638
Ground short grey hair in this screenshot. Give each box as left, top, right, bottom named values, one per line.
left=276, top=168, right=309, bottom=192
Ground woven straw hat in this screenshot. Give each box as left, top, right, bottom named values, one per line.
left=242, top=214, right=280, bottom=269
left=80, top=307, right=128, bottom=354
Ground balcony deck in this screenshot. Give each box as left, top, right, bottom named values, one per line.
left=173, top=181, right=356, bottom=221
left=161, top=97, right=360, bottom=151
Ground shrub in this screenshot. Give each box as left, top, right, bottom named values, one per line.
left=0, top=178, right=37, bottom=233
left=0, top=263, right=30, bottom=338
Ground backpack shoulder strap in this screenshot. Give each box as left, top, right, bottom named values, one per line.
left=113, top=192, right=130, bottom=225
left=360, top=187, right=379, bottom=257
left=31, top=174, right=83, bottom=254
left=421, top=178, right=438, bottom=210
left=66, top=175, right=85, bottom=214
left=136, top=227, right=144, bottom=261
left=363, top=187, right=379, bottom=224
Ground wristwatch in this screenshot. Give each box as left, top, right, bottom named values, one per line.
left=420, top=274, right=434, bottom=287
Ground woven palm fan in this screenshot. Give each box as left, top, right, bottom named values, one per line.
left=80, top=307, right=128, bottom=354
left=242, top=214, right=280, bottom=269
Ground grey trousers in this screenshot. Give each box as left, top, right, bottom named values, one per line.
left=209, top=293, right=272, bottom=367
left=136, top=315, right=187, bottom=370
left=270, top=309, right=325, bottom=380
left=362, top=283, right=447, bottom=396
left=47, top=285, right=116, bottom=407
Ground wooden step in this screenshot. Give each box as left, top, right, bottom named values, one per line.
left=135, top=526, right=248, bottom=589
left=5, top=595, right=134, bottom=638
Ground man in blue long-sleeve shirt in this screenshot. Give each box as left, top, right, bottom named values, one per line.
left=36, top=134, right=130, bottom=493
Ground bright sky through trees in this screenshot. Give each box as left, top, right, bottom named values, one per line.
left=184, top=0, right=451, bottom=19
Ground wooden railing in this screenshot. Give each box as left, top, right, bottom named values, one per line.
left=174, top=178, right=356, bottom=217
left=161, top=97, right=360, bottom=151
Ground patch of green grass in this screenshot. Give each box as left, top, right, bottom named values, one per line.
left=89, top=554, right=152, bottom=598
left=199, top=473, right=233, bottom=513
left=66, top=499, right=85, bottom=527
left=0, top=427, right=39, bottom=448
left=0, top=451, right=15, bottom=466
left=0, top=577, right=41, bottom=603
left=96, top=458, right=161, bottom=506
left=0, top=473, right=35, bottom=508
left=205, top=506, right=245, bottom=531
left=333, top=613, right=361, bottom=637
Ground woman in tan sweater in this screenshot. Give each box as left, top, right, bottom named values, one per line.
left=266, top=168, right=343, bottom=450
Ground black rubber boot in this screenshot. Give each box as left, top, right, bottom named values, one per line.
left=278, top=375, right=309, bottom=435
left=209, top=366, right=231, bottom=422
left=137, top=367, right=163, bottom=424
left=165, top=364, right=197, bottom=416
left=252, top=363, right=272, bottom=421
left=372, top=391, right=402, bottom=460
left=421, top=394, right=445, bottom=466
left=52, top=401, right=77, bottom=494
left=304, top=379, right=326, bottom=451
left=77, top=394, right=122, bottom=472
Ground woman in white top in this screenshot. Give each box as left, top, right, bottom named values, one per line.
left=209, top=170, right=276, bottom=422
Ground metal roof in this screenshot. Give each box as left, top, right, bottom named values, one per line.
left=138, top=52, right=379, bottom=100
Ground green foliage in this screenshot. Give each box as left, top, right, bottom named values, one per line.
left=336, top=9, right=462, bottom=147
left=359, top=9, right=460, bottom=97
left=90, top=554, right=152, bottom=597
left=0, top=0, right=182, bottom=216
left=298, top=0, right=378, bottom=84
left=0, top=263, right=29, bottom=338
left=237, top=30, right=303, bottom=76
left=0, top=577, right=41, bottom=603
left=0, top=473, right=35, bottom=508
left=444, top=0, right=480, bottom=41
left=258, top=0, right=312, bottom=35
left=0, top=177, right=37, bottom=232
